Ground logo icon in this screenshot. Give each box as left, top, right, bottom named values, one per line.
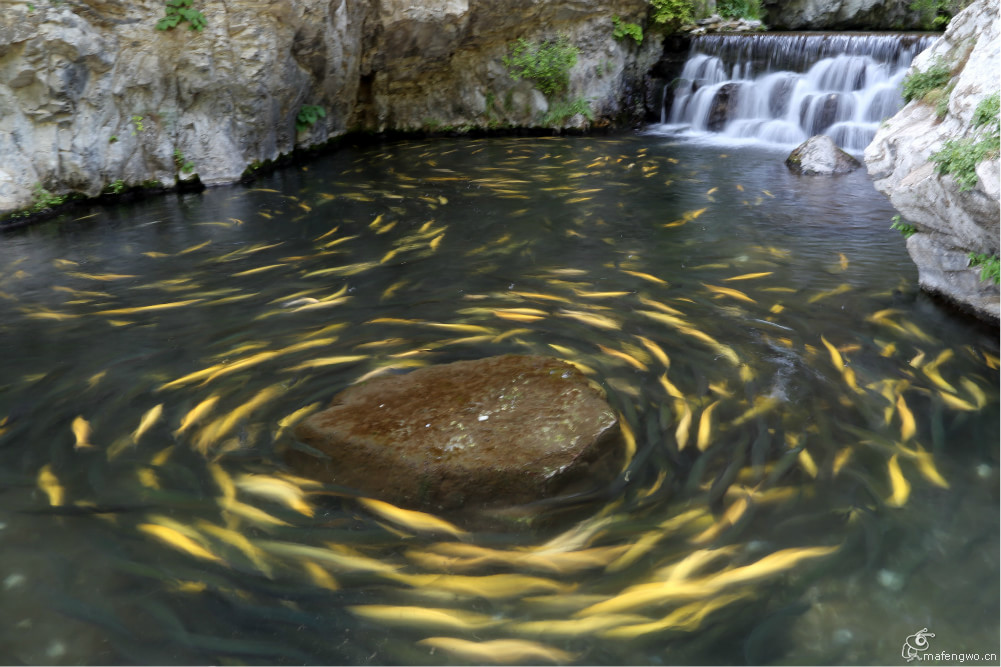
left=902, top=628, right=935, bottom=662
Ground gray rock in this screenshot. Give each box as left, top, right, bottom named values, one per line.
left=0, top=0, right=659, bottom=216
left=760, top=0, right=923, bottom=29
left=288, top=355, right=623, bottom=516
left=786, top=135, right=861, bottom=175
left=865, top=0, right=1000, bottom=321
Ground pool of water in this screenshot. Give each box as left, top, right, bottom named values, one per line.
left=0, top=134, right=997, bottom=665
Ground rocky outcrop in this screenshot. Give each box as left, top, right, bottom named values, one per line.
left=288, top=355, right=623, bottom=515
left=759, top=0, right=923, bottom=29
left=865, top=0, right=1000, bottom=322
left=786, top=135, right=861, bottom=174
left=0, top=0, right=657, bottom=217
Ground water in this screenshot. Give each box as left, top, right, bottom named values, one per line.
left=0, top=135, right=997, bottom=665
left=652, top=33, right=937, bottom=153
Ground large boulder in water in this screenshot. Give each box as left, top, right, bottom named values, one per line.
left=287, top=355, right=623, bottom=514
left=785, top=135, right=861, bottom=175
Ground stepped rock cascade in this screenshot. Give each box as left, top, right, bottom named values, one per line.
left=656, top=33, right=936, bottom=152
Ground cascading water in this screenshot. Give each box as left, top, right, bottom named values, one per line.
left=652, top=33, right=937, bottom=153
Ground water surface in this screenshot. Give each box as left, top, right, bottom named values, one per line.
left=0, top=135, right=997, bottom=665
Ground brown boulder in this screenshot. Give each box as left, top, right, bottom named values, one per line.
left=287, top=355, right=622, bottom=513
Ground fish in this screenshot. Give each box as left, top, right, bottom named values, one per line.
left=597, top=344, right=647, bottom=371
left=703, top=284, right=755, bottom=303
left=137, top=523, right=224, bottom=563
left=235, top=474, right=313, bottom=516
left=960, top=377, right=987, bottom=409
left=724, top=272, right=773, bottom=282
left=820, top=336, right=844, bottom=372
left=621, top=269, right=667, bottom=285
left=511, top=614, right=652, bottom=638
left=416, top=637, right=574, bottom=664
left=196, top=521, right=274, bottom=577
left=557, top=309, right=620, bottom=330
left=358, top=497, right=467, bottom=538
left=896, top=394, right=916, bottom=441
left=601, top=593, right=751, bottom=639
left=885, top=454, right=910, bottom=507
left=194, top=385, right=282, bottom=453
left=71, top=416, right=94, bottom=449
left=174, top=396, right=220, bottom=436
left=637, top=336, right=670, bottom=368
left=37, top=465, right=64, bottom=506
left=390, top=571, right=575, bottom=599
left=286, top=355, right=369, bottom=372
left=256, top=540, right=398, bottom=573
left=132, top=404, right=163, bottom=443
left=696, top=401, right=720, bottom=451
left=218, top=497, right=291, bottom=527
left=674, top=400, right=693, bottom=450
left=349, top=605, right=498, bottom=631
left=807, top=283, right=852, bottom=304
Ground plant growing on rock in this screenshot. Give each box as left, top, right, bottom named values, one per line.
left=930, top=93, right=1000, bottom=191
left=503, top=36, right=578, bottom=98
left=909, top=0, right=974, bottom=30
left=968, top=253, right=1000, bottom=285
left=901, top=58, right=951, bottom=103
left=890, top=215, right=917, bottom=238
left=612, top=16, right=643, bottom=44
left=173, top=149, right=194, bottom=174
left=296, top=105, right=326, bottom=132
left=649, top=0, right=694, bottom=32
left=718, top=0, right=762, bottom=20
left=156, top=0, right=207, bottom=31
left=542, top=97, right=594, bottom=126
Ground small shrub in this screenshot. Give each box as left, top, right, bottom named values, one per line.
left=109, top=135, right=118, bottom=143
left=173, top=149, right=194, bottom=174
left=909, top=0, right=973, bottom=30
left=931, top=136, right=998, bottom=191
left=968, top=253, right=1000, bottom=284
left=104, top=180, right=126, bottom=195
left=973, top=92, right=1000, bottom=129
left=30, top=183, right=67, bottom=213
left=890, top=215, right=917, bottom=238
left=130, top=115, right=144, bottom=135
left=542, top=97, right=594, bottom=127
left=612, top=16, right=643, bottom=44
left=156, top=0, right=207, bottom=31
left=718, top=0, right=762, bottom=20
left=901, top=58, right=951, bottom=103
left=503, top=36, right=579, bottom=98
left=649, top=0, right=693, bottom=32
left=296, top=105, right=326, bottom=132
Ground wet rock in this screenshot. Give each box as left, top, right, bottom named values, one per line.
left=707, top=82, right=740, bottom=131
left=865, top=0, right=999, bottom=322
left=288, top=355, right=623, bottom=514
left=759, top=0, right=923, bottom=30
left=785, top=135, right=861, bottom=175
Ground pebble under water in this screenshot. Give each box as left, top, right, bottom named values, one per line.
left=0, top=135, right=997, bottom=665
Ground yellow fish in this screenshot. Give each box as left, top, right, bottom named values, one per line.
left=71, top=416, right=93, bottom=449
left=896, top=394, right=916, bottom=441
left=696, top=400, right=720, bottom=451
left=703, top=284, right=755, bottom=303
left=235, top=474, right=313, bottom=516
left=358, top=497, right=467, bottom=538
left=621, top=269, right=667, bottom=285
left=37, top=464, right=64, bottom=506
left=885, top=454, right=910, bottom=507
left=349, top=605, right=498, bottom=631
left=174, top=395, right=220, bottom=436
left=820, top=335, right=844, bottom=372
left=132, top=404, right=163, bottom=443
left=724, top=272, right=773, bottom=282
left=137, top=523, right=223, bottom=563
left=417, top=637, right=575, bottom=665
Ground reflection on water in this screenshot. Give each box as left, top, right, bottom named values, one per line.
left=0, top=135, right=997, bottom=665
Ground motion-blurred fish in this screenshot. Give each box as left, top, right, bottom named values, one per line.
left=349, top=605, right=498, bottom=631
left=885, top=454, right=910, bottom=507
left=696, top=401, right=720, bottom=452
left=132, top=404, right=163, bottom=443
left=417, top=637, right=574, bottom=665
left=704, top=284, right=755, bottom=303
left=37, top=464, right=64, bottom=506
left=71, top=416, right=93, bottom=449
left=137, top=522, right=224, bottom=563
left=235, top=474, right=313, bottom=516
left=358, top=497, right=467, bottom=538
left=175, top=396, right=220, bottom=436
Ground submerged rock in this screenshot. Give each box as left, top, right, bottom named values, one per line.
left=288, top=355, right=622, bottom=514
left=785, top=135, right=861, bottom=175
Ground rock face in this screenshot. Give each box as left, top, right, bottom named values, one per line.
left=0, top=0, right=657, bottom=216
left=865, top=0, right=1000, bottom=322
left=288, top=355, right=623, bottom=514
left=759, top=0, right=923, bottom=29
left=786, top=135, right=861, bottom=175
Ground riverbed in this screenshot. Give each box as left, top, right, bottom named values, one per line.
left=0, top=134, right=997, bottom=665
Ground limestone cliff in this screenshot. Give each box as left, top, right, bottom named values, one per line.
left=0, top=0, right=656, bottom=217
left=759, top=0, right=924, bottom=29
left=865, top=0, right=999, bottom=322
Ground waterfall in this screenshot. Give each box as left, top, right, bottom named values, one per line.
left=651, top=33, right=937, bottom=153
